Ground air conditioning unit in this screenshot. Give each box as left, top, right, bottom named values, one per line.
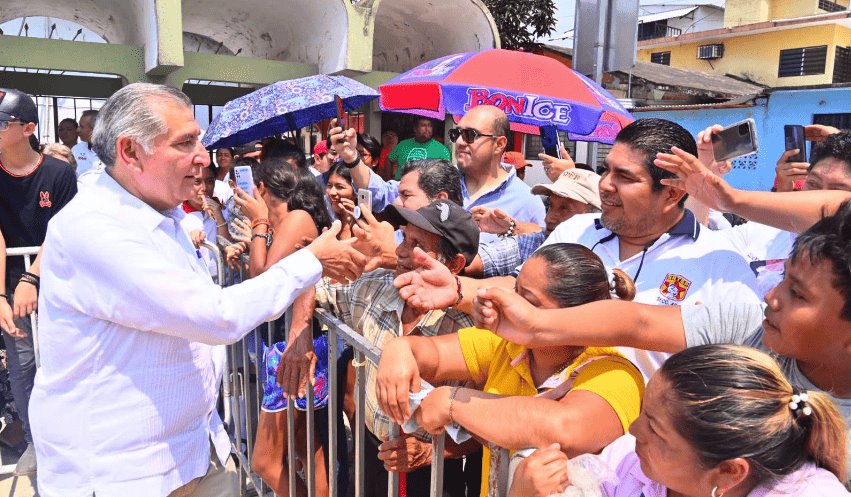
left=697, top=44, right=724, bottom=60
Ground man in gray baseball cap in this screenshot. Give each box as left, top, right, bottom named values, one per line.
left=384, top=199, right=481, bottom=269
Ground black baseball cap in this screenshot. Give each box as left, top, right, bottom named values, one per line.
left=384, top=200, right=480, bottom=267
left=0, top=88, right=38, bottom=124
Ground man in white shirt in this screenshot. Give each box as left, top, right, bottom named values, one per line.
left=71, top=109, right=103, bottom=178
left=394, top=118, right=761, bottom=379
left=29, top=83, right=365, bottom=497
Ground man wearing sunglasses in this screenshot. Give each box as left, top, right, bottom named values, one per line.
left=332, top=105, right=546, bottom=243
left=0, top=87, right=77, bottom=476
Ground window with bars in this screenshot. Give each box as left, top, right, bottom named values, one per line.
left=834, top=46, right=851, bottom=83
left=650, top=51, right=671, bottom=65
left=778, top=46, right=828, bottom=77
left=818, top=0, right=845, bottom=12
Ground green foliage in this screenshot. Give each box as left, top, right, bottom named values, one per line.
left=482, top=0, right=558, bottom=50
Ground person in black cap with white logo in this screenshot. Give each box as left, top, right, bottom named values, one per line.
left=0, top=87, right=77, bottom=476
left=313, top=199, right=483, bottom=497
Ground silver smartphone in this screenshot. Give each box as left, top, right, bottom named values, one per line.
left=355, top=189, right=373, bottom=219
left=233, top=165, right=255, bottom=194
left=711, top=118, right=759, bottom=162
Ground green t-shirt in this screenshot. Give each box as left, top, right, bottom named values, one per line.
left=388, top=138, right=451, bottom=179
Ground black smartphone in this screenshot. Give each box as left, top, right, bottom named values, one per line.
left=783, top=125, right=807, bottom=163
left=335, top=94, right=346, bottom=130
left=540, top=125, right=562, bottom=159
left=711, top=118, right=758, bottom=162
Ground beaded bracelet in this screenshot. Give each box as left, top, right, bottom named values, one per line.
left=499, top=219, right=517, bottom=238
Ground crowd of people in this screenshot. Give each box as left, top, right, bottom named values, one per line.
left=0, top=81, right=849, bottom=497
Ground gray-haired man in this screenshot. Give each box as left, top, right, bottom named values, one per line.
left=30, top=83, right=365, bottom=497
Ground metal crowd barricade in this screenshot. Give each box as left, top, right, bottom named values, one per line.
left=212, top=240, right=448, bottom=497
left=4, top=246, right=41, bottom=368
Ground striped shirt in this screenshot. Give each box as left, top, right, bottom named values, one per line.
left=315, top=270, right=473, bottom=441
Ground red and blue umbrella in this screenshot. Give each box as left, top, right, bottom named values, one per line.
left=378, top=49, right=633, bottom=144
left=203, top=74, right=379, bottom=150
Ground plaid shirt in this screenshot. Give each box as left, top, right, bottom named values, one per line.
left=315, top=269, right=473, bottom=441
left=479, top=230, right=547, bottom=278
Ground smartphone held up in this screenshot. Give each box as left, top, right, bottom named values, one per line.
left=335, top=94, right=346, bottom=130
left=711, top=118, right=759, bottom=162
left=783, top=125, right=807, bottom=163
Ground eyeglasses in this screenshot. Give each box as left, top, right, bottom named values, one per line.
left=449, top=127, right=498, bottom=144
left=0, top=120, right=26, bottom=131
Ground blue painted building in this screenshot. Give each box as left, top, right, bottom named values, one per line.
left=632, top=85, right=851, bottom=191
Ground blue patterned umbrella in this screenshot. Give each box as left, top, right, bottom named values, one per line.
left=202, top=75, right=380, bottom=150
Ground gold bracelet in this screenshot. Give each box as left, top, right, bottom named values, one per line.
left=448, top=387, right=460, bottom=424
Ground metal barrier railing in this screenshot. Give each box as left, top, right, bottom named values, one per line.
left=4, top=247, right=41, bottom=368
left=5, top=239, right=451, bottom=495
left=209, top=239, right=449, bottom=497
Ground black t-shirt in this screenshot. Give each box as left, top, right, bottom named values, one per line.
left=0, top=154, right=77, bottom=292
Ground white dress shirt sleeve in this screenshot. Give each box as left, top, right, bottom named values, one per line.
left=52, top=213, right=322, bottom=345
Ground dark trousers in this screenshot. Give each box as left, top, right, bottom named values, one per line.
left=3, top=309, right=36, bottom=445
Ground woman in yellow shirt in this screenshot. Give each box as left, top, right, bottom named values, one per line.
left=376, top=243, right=645, bottom=497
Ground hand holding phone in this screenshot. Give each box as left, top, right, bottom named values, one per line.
left=711, top=119, right=758, bottom=162
left=354, top=189, right=372, bottom=219
left=233, top=165, right=255, bottom=195
left=540, top=125, right=562, bottom=159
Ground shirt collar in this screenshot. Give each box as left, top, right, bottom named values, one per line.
left=94, top=169, right=172, bottom=233
left=460, top=164, right=515, bottom=201
left=594, top=209, right=700, bottom=241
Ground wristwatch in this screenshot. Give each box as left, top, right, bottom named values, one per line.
left=251, top=232, right=273, bottom=247
left=342, top=152, right=363, bottom=169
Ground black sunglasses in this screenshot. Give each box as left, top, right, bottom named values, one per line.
left=449, top=127, right=498, bottom=144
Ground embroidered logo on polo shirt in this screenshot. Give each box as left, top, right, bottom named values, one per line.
left=39, top=191, right=52, bottom=208
left=659, top=273, right=691, bottom=302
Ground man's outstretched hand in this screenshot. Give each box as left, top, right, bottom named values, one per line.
left=306, top=221, right=367, bottom=283
left=654, top=146, right=737, bottom=213
left=393, top=247, right=457, bottom=310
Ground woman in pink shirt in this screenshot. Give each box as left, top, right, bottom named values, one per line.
left=509, top=344, right=849, bottom=497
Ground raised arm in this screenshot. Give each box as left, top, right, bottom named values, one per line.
left=327, top=120, right=370, bottom=190
left=655, top=146, right=851, bottom=233
left=473, top=286, right=686, bottom=352
left=394, top=247, right=515, bottom=314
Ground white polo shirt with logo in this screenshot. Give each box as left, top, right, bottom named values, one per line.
left=72, top=141, right=103, bottom=178
left=539, top=210, right=761, bottom=380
